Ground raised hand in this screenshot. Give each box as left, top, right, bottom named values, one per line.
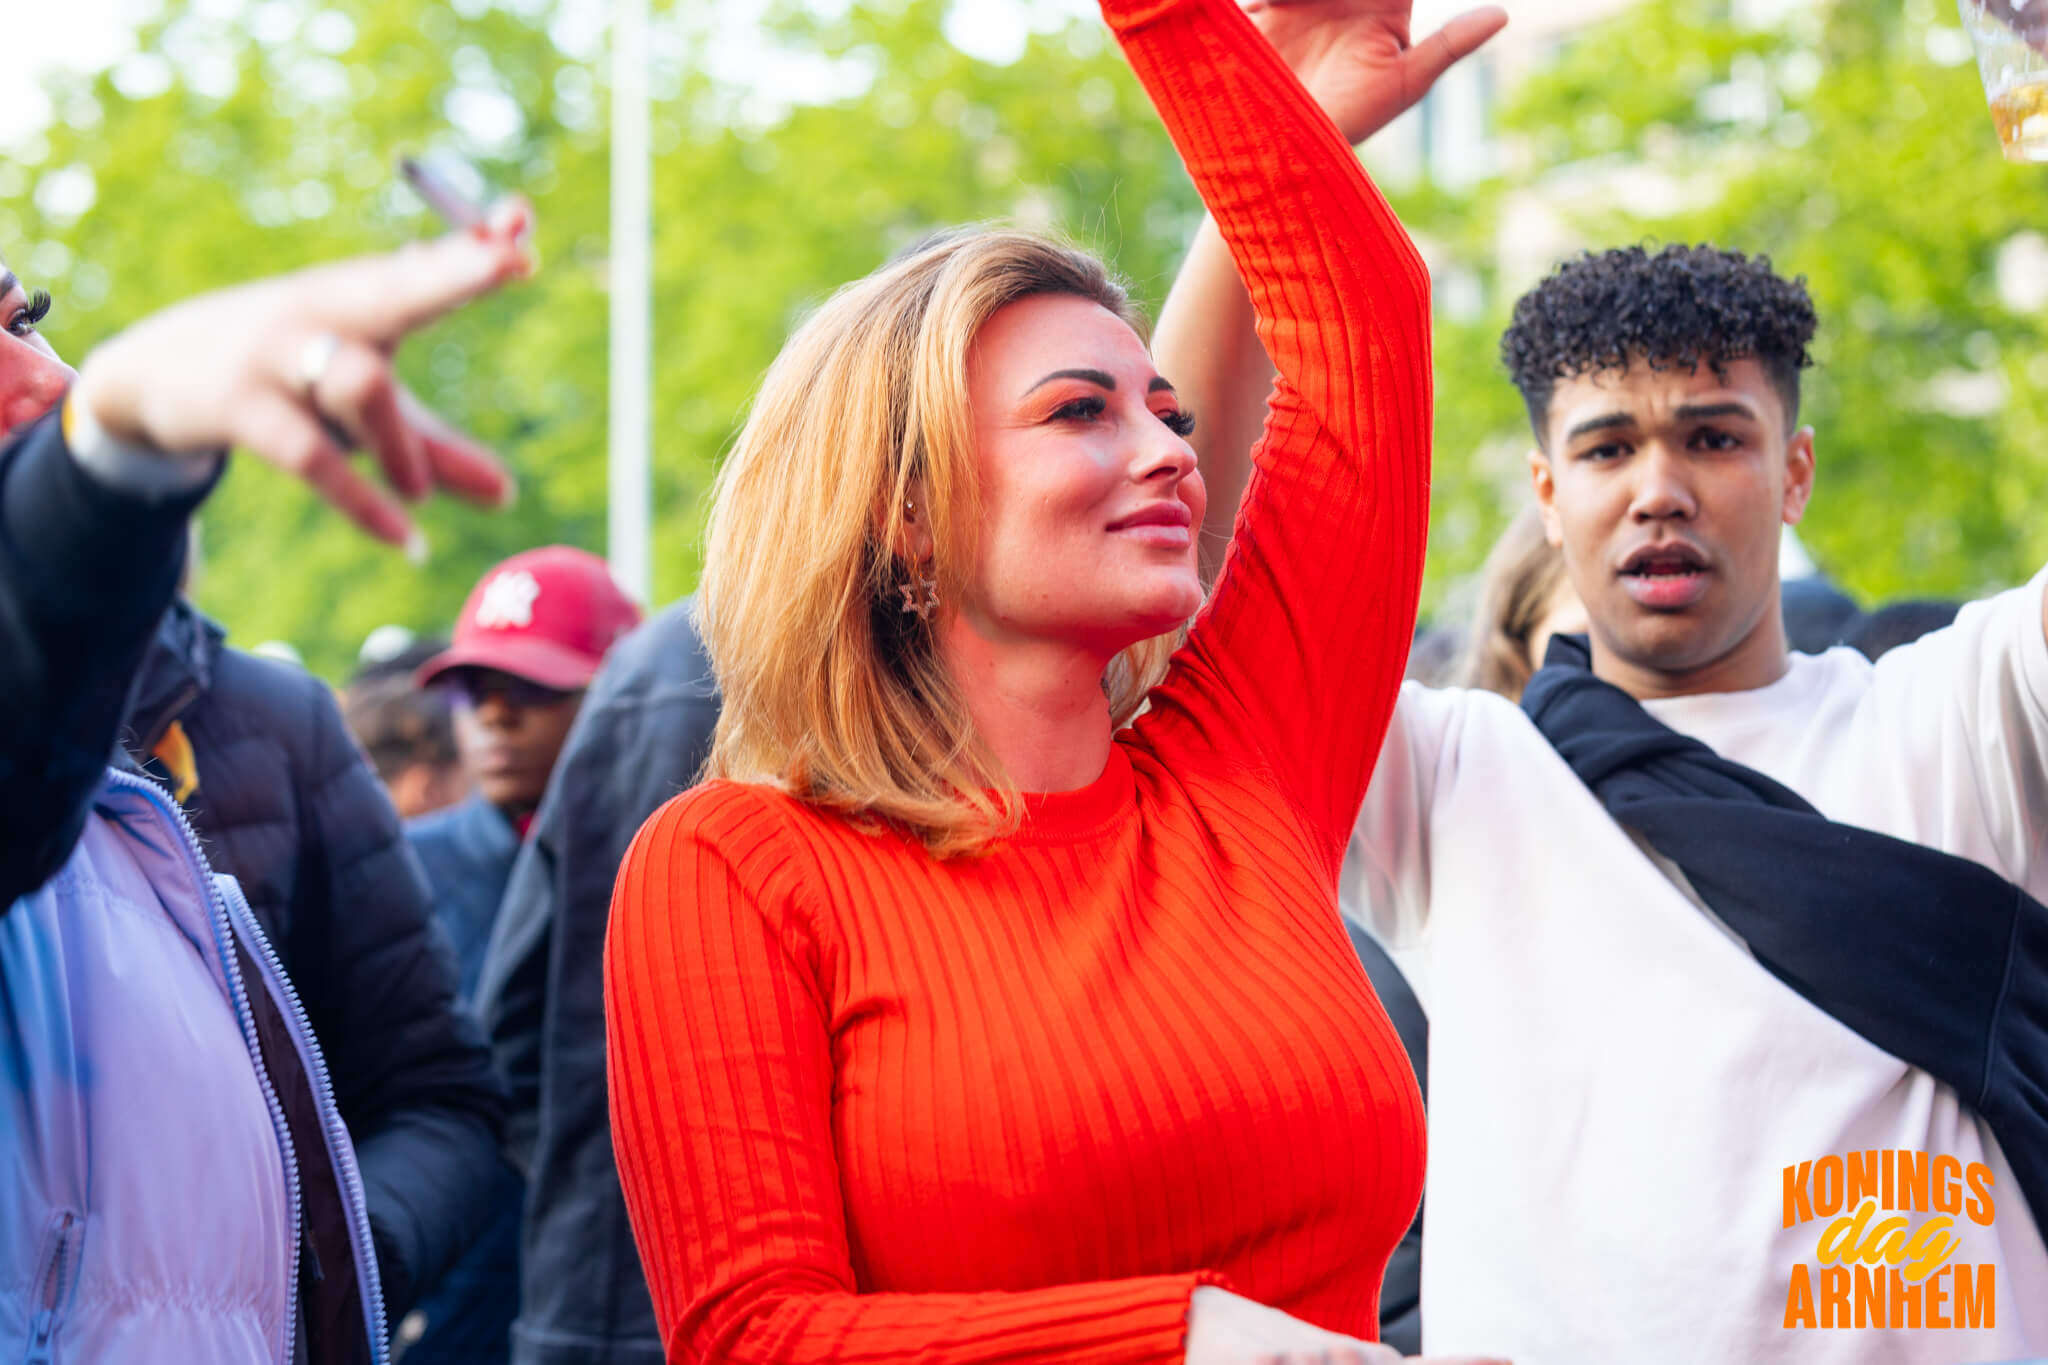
left=70, top=202, right=535, bottom=550
left=1241, top=0, right=1508, bottom=145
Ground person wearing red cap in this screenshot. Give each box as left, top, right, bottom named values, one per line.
left=400, top=546, right=640, bottom=1365
left=418, top=546, right=644, bottom=840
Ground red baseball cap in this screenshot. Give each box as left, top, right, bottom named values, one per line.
left=415, top=546, right=643, bottom=694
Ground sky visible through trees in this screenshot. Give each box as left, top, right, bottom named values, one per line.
left=4, top=0, right=2044, bottom=676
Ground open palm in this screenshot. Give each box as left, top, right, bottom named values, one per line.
left=1243, top=0, right=1508, bottom=144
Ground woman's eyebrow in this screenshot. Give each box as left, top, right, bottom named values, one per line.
left=1023, top=367, right=1117, bottom=396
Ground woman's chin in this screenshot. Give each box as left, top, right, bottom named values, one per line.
left=1119, top=579, right=1203, bottom=637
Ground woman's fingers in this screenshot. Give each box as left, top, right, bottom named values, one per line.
left=66, top=209, right=533, bottom=558
left=1249, top=1347, right=1393, bottom=1363
left=1399, top=6, right=1507, bottom=90
left=299, top=198, right=536, bottom=347
left=397, top=384, right=514, bottom=507
left=304, top=337, right=430, bottom=502
left=235, top=388, right=416, bottom=549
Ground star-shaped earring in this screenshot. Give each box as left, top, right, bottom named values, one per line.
left=899, top=576, right=939, bottom=620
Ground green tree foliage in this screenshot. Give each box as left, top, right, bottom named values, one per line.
left=4, top=0, right=1197, bottom=676
left=1413, top=0, right=2048, bottom=609
left=8, top=0, right=2042, bottom=674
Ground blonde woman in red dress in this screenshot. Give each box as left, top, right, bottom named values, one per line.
left=605, top=1, right=1508, bottom=1360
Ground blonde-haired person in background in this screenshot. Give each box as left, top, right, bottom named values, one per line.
left=1457, top=505, right=1587, bottom=702
left=601, top=0, right=1514, bottom=1361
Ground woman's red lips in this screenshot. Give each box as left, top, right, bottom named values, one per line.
left=1107, top=502, right=1193, bottom=532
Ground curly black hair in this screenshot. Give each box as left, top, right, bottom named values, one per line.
left=1501, top=244, right=1818, bottom=444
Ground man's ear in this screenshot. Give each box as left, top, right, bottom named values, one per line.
left=1782, top=426, right=1816, bottom=527
left=1528, top=447, right=1564, bottom=547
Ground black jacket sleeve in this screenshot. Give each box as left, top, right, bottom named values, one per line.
left=0, top=411, right=209, bottom=908
left=477, top=602, right=717, bottom=1365
left=282, top=665, right=509, bottom=1315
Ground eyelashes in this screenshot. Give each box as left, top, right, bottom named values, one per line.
left=1050, top=395, right=1197, bottom=438
left=8, top=289, right=52, bottom=336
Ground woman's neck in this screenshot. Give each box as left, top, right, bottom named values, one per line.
left=938, top=621, right=1116, bottom=793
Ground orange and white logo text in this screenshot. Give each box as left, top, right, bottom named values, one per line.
left=1782, top=1151, right=1996, bottom=1331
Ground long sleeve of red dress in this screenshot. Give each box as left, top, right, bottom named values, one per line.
left=1126, top=0, right=1433, bottom=868
left=604, top=0, right=1434, bottom=1361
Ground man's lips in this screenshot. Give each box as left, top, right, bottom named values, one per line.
left=1617, top=540, right=1711, bottom=609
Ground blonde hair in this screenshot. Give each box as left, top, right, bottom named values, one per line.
left=701, top=229, right=1182, bottom=856
left=1459, top=505, right=1572, bottom=701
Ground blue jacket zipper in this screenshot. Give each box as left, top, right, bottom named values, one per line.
left=22, top=1210, right=80, bottom=1365
left=219, top=874, right=392, bottom=1358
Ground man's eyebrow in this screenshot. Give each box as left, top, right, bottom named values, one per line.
left=1023, top=367, right=1117, bottom=396
left=1674, top=401, right=1760, bottom=422
left=1563, top=411, right=1637, bottom=442
left=1148, top=377, right=1175, bottom=394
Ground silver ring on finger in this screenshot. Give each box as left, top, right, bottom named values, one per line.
left=297, top=331, right=343, bottom=400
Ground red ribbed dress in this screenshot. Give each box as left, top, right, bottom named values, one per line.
left=605, top=0, right=1435, bottom=1358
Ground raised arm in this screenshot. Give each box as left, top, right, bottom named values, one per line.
left=2, top=219, right=527, bottom=910
left=1109, top=0, right=1431, bottom=854
left=1152, top=1, right=1506, bottom=583
left=0, top=413, right=208, bottom=907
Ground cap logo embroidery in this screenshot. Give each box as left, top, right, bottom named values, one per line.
left=476, top=569, right=542, bottom=630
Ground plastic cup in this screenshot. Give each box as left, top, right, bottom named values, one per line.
left=1960, top=0, right=2048, bottom=162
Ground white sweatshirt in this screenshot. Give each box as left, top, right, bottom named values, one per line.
left=1346, top=571, right=2048, bottom=1365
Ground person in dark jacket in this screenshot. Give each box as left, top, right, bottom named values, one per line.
left=124, top=593, right=509, bottom=1323
left=399, top=546, right=641, bottom=1365
left=474, top=600, right=717, bottom=1365
left=0, top=220, right=530, bottom=1363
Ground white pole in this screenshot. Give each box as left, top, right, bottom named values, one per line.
left=608, top=0, right=653, bottom=603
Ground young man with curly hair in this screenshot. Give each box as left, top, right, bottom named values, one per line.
left=1155, top=41, right=2048, bottom=1351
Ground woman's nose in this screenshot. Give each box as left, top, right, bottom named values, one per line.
left=1134, top=423, right=1197, bottom=484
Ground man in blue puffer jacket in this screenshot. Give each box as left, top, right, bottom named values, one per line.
left=0, top=213, right=532, bottom=1364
